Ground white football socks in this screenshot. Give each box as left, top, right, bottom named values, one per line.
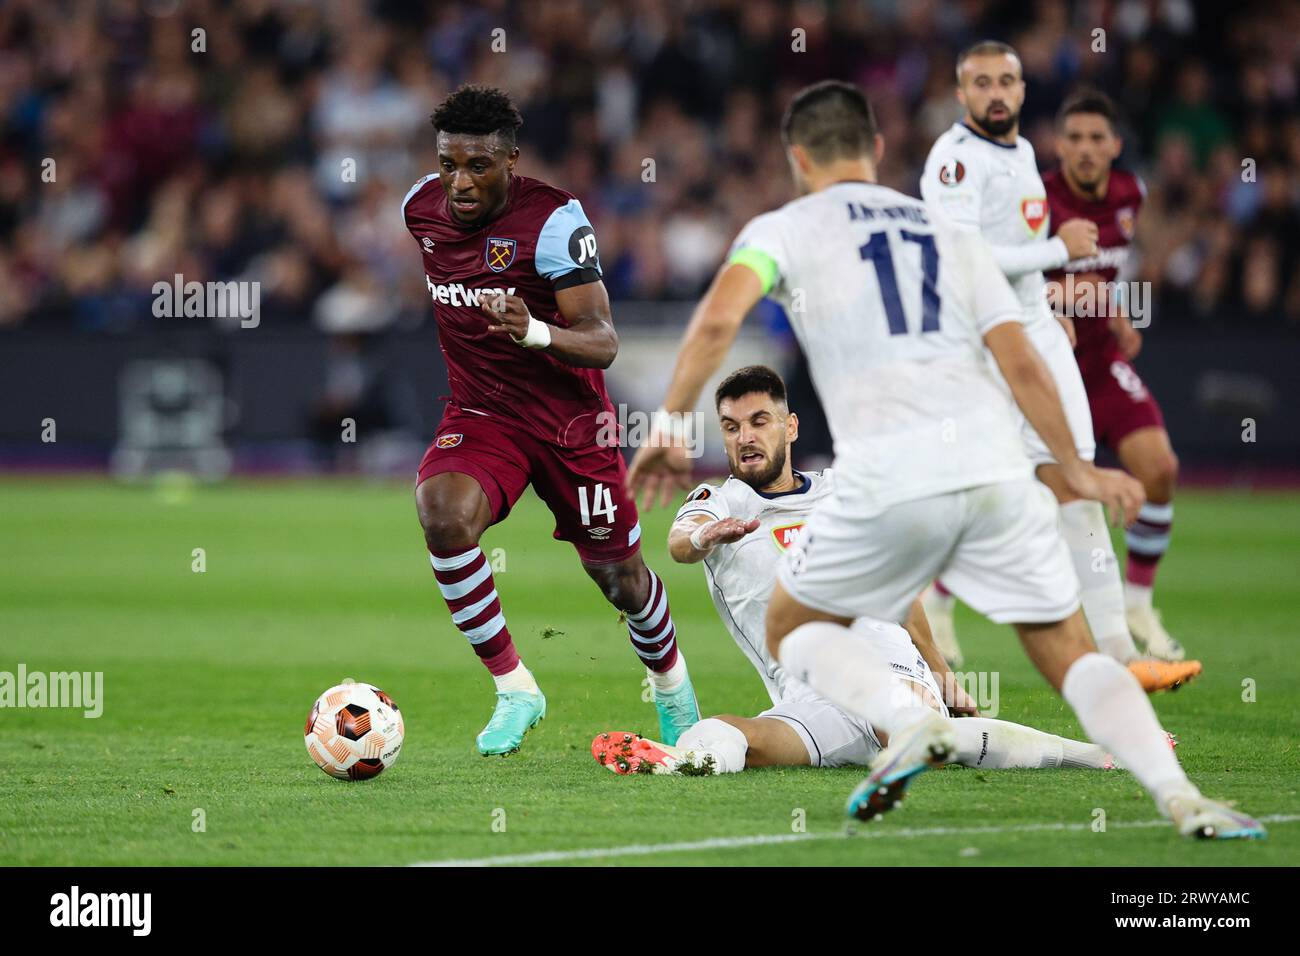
left=648, top=651, right=688, bottom=693
left=948, top=717, right=1108, bottom=769
left=1060, top=499, right=1140, bottom=663
left=1061, top=652, right=1198, bottom=811
left=493, top=661, right=539, bottom=694
left=778, top=621, right=934, bottom=735
left=674, top=717, right=748, bottom=773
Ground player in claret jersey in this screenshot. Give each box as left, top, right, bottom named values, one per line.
left=402, top=86, right=700, bottom=755
left=1044, top=90, right=1189, bottom=663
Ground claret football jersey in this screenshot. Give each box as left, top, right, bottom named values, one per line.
left=403, top=172, right=614, bottom=448
left=1043, top=167, right=1146, bottom=371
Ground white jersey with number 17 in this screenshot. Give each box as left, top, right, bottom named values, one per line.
left=729, top=181, right=1031, bottom=513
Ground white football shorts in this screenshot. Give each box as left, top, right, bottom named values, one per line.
left=777, top=479, right=1081, bottom=626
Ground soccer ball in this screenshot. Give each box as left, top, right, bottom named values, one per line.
left=304, top=680, right=404, bottom=780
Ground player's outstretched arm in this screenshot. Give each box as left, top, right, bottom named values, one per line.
left=481, top=281, right=618, bottom=368
left=668, top=514, right=760, bottom=564
left=627, top=263, right=764, bottom=509
left=983, top=321, right=1144, bottom=526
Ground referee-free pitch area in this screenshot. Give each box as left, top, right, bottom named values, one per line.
left=1, top=477, right=1296, bottom=866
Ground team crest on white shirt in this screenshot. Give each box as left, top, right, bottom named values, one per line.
left=1021, top=197, right=1047, bottom=234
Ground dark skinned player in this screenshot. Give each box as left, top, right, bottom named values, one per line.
left=403, top=86, right=699, bottom=754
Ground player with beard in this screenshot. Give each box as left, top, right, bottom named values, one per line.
left=627, top=80, right=1258, bottom=838
left=403, top=85, right=700, bottom=755
left=1045, top=90, right=1188, bottom=662
left=918, top=42, right=1197, bottom=692
left=594, top=366, right=1124, bottom=777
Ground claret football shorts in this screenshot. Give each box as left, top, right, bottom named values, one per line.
left=417, top=405, right=642, bottom=565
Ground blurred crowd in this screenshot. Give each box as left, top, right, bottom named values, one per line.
left=2, top=0, right=1299, bottom=332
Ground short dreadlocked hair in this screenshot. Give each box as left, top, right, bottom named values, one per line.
left=431, top=85, right=523, bottom=149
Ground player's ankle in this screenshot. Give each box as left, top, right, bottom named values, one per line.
left=1155, top=779, right=1201, bottom=817
left=647, top=652, right=688, bottom=693
left=494, top=661, right=540, bottom=695
left=1125, top=582, right=1154, bottom=610
left=1096, top=632, right=1140, bottom=663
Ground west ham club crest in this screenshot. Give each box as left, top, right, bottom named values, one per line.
left=1117, top=207, right=1136, bottom=240
left=486, top=237, right=517, bottom=273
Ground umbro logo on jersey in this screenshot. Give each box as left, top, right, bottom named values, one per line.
left=1021, top=198, right=1047, bottom=234
left=436, top=433, right=463, bottom=448
left=937, top=158, right=965, bottom=186
left=771, top=522, right=806, bottom=551
left=587, top=526, right=613, bottom=539
left=422, top=237, right=436, bottom=252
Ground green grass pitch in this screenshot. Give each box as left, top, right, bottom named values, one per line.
left=1, top=476, right=1296, bottom=866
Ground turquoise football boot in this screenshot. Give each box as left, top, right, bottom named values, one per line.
left=476, top=690, right=546, bottom=756
left=846, top=711, right=954, bottom=822
left=653, top=676, right=700, bottom=746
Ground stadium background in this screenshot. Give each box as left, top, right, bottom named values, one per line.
left=0, top=0, right=1297, bottom=476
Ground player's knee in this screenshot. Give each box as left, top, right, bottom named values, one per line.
left=416, top=481, right=484, bottom=552
left=1148, top=449, right=1179, bottom=501
left=420, top=507, right=480, bottom=552
left=588, top=559, right=646, bottom=610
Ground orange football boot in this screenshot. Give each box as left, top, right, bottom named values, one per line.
left=1128, top=658, right=1203, bottom=693
left=591, top=731, right=690, bottom=775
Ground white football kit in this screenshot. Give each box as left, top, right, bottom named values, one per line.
left=675, top=468, right=946, bottom=767
left=729, top=181, right=1080, bottom=625
left=922, top=121, right=1096, bottom=465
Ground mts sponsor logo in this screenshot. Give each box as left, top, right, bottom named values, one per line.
left=426, top=277, right=516, bottom=308
left=771, top=522, right=805, bottom=551
left=1021, top=197, right=1047, bottom=233
left=50, top=886, right=151, bottom=936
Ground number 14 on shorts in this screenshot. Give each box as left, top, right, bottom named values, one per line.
left=578, top=482, right=618, bottom=525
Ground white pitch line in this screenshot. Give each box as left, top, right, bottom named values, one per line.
left=411, top=813, right=1300, bottom=867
